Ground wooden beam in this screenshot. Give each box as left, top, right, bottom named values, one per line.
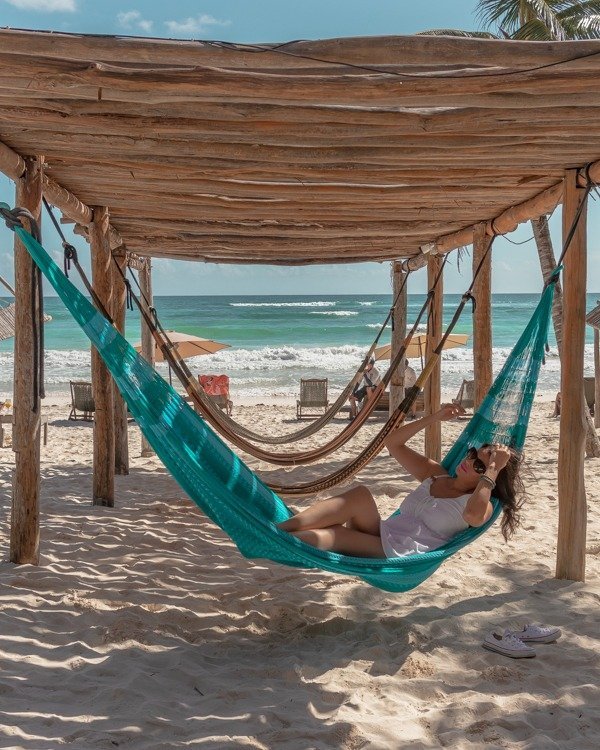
left=42, top=175, right=92, bottom=225
left=111, top=244, right=129, bottom=476
left=403, top=182, right=564, bottom=271
left=556, top=169, right=588, bottom=582
left=0, top=136, right=124, bottom=244
left=0, top=139, right=25, bottom=179
left=3, top=29, right=600, bottom=72
left=404, top=158, right=600, bottom=272
left=390, top=261, right=408, bottom=414
left=89, top=206, right=115, bottom=507
left=424, top=256, right=443, bottom=461
left=10, top=156, right=43, bottom=565
left=139, top=257, right=155, bottom=458
left=126, top=251, right=148, bottom=272
left=472, top=223, right=493, bottom=408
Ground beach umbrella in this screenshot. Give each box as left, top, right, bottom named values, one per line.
left=374, top=333, right=469, bottom=367
left=133, top=330, right=230, bottom=363
left=133, top=330, right=230, bottom=384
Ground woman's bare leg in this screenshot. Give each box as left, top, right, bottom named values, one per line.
left=278, top=485, right=381, bottom=536
left=291, top=525, right=386, bottom=557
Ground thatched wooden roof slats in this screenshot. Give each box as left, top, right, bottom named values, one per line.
left=1, top=29, right=600, bottom=264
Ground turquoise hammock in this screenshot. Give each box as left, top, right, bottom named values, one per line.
left=5, top=211, right=554, bottom=592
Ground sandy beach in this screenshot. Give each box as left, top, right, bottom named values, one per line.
left=0, top=392, right=599, bottom=749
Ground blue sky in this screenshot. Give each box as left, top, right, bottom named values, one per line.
left=0, top=0, right=598, bottom=295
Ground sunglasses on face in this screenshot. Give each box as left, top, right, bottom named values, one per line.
left=466, top=446, right=487, bottom=474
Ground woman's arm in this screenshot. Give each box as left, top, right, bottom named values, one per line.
left=383, top=403, right=465, bottom=481
left=462, top=480, right=495, bottom=527
left=462, top=446, right=510, bottom=526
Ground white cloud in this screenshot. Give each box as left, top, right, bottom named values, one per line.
left=117, top=9, right=153, bottom=33
left=165, top=14, right=230, bottom=36
left=3, top=0, right=76, bottom=10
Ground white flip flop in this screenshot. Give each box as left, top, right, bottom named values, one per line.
left=482, top=629, right=536, bottom=659
left=506, top=624, right=562, bottom=644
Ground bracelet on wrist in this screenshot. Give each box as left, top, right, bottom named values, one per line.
left=478, top=474, right=496, bottom=491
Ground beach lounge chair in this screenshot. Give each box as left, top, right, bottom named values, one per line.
left=1, top=412, right=48, bottom=448
left=199, top=374, right=233, bottom=416
left=68, top=380, right=95, bottom=421
left=454, top=379, right=475, bottom=410
left=373, top=390, right=425, bottom=415
left=296, top=378, right=329, bottom=419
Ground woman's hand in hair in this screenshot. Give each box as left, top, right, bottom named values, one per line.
left=488, top=444, right=512, bottom=471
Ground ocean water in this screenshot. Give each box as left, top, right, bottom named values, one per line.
left=1, top=293, right=598, bottom=400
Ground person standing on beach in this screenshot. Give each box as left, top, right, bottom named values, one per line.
left=279, top=403, right=523, bottom=558
left=348, top=357, right=382, bottom=420
left=403, top=359, right=418, bottom=419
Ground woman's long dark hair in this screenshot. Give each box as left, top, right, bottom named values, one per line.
left=482, top=443, right=525, bottom=541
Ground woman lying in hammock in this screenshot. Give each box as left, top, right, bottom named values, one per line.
left=278, top=403, right=524, bottom=558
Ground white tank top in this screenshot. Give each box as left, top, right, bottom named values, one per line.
left=380, top=476, right=470, bottom=558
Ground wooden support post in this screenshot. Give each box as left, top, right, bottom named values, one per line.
left=556, top=169, right=587, bottom=582
left=595, top=325, right=600, bottom=429
left=10, top=156, right=43, bottom=564
left=89, top=206, right=115, bottom=506
left=139, top=258, right=155, bottom=457
left=472, top=223, right=493, bottom=408
left=111, top=245, right=129, bottom=475
left=424, top=255, right=443, bottom=461
left=390, top=261, right=408, bottom=415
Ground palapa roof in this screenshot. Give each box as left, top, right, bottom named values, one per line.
left=1, top=28, right=600, bottom=265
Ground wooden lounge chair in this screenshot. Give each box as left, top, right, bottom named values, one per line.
left=454, top=379, right=475, bottom=410
left=68, top=380, right=95, bottom=421
left=1, top=412, right=48, bottom=448
left=207, top=393, right=233, bottom=415
left=373, top=390, right=425, bottom=415
left=554, top=378, right=595, bottom=418
left=296, top=378, right=329, bottom=419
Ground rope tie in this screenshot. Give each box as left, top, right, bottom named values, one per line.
left=0, top=205, right=24, bottom=231
left=124, top=279, right=134, bottom=311
left=63, top=243, right=77, bottom=277
left=463, top=291, right=476, bottom=314
left=543, top=179, right=592, bottom=290
left=581, top=162, right=595, bottom=187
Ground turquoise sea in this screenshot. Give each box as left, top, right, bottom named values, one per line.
left=1, top=293, right=598, bottom=399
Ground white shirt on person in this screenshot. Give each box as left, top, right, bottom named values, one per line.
left=379, top=476, right=470, bottom=557
left=404, top=365, right=417, bottom=390
left=363, top=366, right=381, bottom=389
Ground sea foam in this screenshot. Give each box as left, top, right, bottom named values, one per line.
left=1, top=343, right=592, bottom=399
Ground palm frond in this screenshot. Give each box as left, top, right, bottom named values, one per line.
left=415, top=28, right=499, bottom=38
left=476, top=0, right=569, bottom=40
left=511, top=18, right=558, bottom=38
left=476, top=0, right=527, bottom=31
left=553, top=0, right=600, bottom=12
left=560, top=14, right=600, bottom=37
left=556, top=1, right=600, bottom=38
